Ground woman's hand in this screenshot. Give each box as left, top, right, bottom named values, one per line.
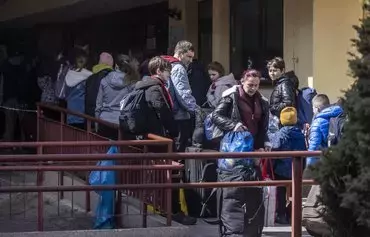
left=264, top=146, right=272, bottom=152
left=234, top=123, right=247, bottom=132
left=254, top=148, right=265, bottom=166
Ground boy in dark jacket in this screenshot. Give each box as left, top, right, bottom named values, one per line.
left=134, top=56, right=178, bottom=138
left=136, top=56, right=196, bottom=225
left=267, top=57, right=297, bottom=117
left=268, top=107, right=306, bottom=224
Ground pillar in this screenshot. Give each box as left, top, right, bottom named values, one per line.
left=168, top=0, right=198, bottom=55
left=212, top=0, right=230, bottom=73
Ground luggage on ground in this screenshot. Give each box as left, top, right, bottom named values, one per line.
left=184, top=146, right=218, bottom=218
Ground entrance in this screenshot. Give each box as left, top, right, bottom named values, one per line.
left=230, top=0, right=284, bottom=82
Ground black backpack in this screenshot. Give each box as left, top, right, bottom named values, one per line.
left=328, top=113, right=346, bottom=146
left=119, top=88, right=148, bottom=134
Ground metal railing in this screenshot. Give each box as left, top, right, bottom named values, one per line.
left=0, top=103, right=320, bottom=236
left=0, top=148, right=319, bottom=237
left=33, top=103, right=181, bottom=228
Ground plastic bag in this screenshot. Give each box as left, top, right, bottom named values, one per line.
left=89, top=146, right=118, bottom=229
left=268, top=113, right=280, bottom=133
left=264, top=185, right=277, bottom=227
left=261, top=158, right=276, bottom=227
left=218, top=131, right=254, bottom=170
left=204, top=113, right=224, bottom=141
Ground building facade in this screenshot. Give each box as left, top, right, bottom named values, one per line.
left=169, top=0, right=362, bottom=100
left=0, top=0, right=363, bottom=100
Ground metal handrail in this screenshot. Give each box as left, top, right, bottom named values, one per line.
left=0, top=180, right=316, bottom=193
left=0, top=165, right=184, bottom=172
left=0, top=151, right=313, bottom=237
left=37, top=103, right=119, bottom=129
left=32, top=103, right=313, bottom=236
left=0, top=151, right=322, bottom=162
left=0, top=140, right=172, bottom=147
left=35, top=103, right=176, bottom=229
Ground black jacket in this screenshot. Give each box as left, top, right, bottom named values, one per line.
left=188, top=60, right=211, bottom=106
left=135, top=77, right=178, bottom=138
left=211, top=86, right=270, bottom=149
left=269, top=72, right=297, bottom=117
left=85, top=68, right=113, bottom=117
left=1, top=60, right=33, bottom=103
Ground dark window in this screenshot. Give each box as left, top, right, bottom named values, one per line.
left=230, top=0, right=284, bottom=83
left=198, top=0, right=212, bottom=65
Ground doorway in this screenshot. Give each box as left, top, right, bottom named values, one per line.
left=230, top=0, right=284, bottom=82
left=198, top=0, right=212, bottom=66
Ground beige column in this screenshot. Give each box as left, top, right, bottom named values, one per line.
left=313, top=0, right=362, bottom=101
left=212, top=0, right=230, bottom=73
left=284, top=0, right=314, bottom=88
left=168, top=0, right=198, bottom=55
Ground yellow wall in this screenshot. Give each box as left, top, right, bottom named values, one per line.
left=0, top=0, right=83, bottom=22
left=313, top=0, right=362, bottom=101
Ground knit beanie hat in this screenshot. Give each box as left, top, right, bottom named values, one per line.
left=280, top=107, right=298, bottom=126
left=99, top=52, right=114, bottom=67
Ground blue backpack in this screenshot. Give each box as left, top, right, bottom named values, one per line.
left=297, top=87, right=317, bottom=127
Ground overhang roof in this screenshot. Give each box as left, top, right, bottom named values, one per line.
left=0, top=0, right=166, bottom=27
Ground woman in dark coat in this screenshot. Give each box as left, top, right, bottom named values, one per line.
left=268, top=57, right=297, bottom=117
left=211, top=69, right=270, bottom=237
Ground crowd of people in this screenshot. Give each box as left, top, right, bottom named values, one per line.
left=0, top=39, right=345, bottom=236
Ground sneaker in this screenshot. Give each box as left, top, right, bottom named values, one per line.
left=172, top=212, right=197, bottom=225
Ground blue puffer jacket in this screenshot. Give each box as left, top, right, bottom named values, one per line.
left=306, top=105, right=344, bottom=166
left=269, top=126, right=306, bottom=178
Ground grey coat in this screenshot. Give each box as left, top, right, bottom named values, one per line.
left=206, top=73, right=238, bottom=108
left=95, top=71, right=135, bottom=124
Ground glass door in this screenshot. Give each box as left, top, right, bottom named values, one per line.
left=230, top=0, right=283, bottom=83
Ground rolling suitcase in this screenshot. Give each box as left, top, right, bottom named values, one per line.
left=184, top=146, right=218, bottom=218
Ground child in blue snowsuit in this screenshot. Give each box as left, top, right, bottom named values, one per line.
left=268, top=107, right=306, bottom=224
left=306, top=94, right=344, bottom=166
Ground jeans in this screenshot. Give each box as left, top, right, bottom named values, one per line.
left=175, top=119, right=193, bottom=152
